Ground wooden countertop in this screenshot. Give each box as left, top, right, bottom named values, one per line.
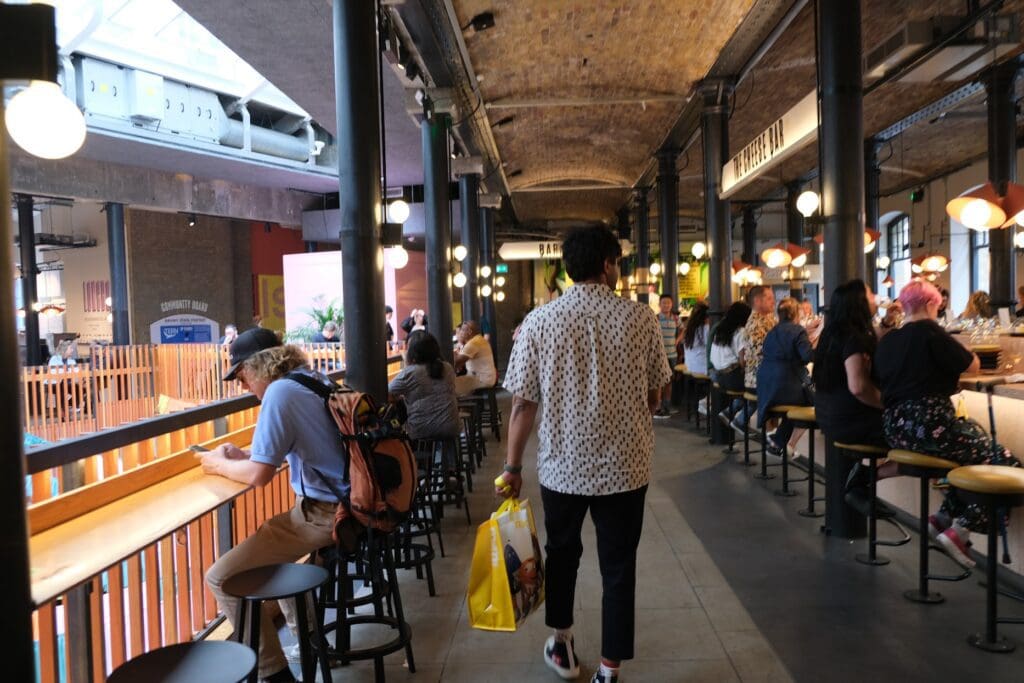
left=959, top=374, right=1024, bottom=400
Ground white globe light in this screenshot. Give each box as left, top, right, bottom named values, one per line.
left=877, top=255, right=891, bottom=270
left=386, top=200, right=410, bottom=224
left=453, top=244, right=468, bottom=262
left=649, top=262, right=662, bottom=276
left=481, top=284, right=493, bottom=297
left=961, top=198, right=993, bottom=230
left=796, top=190, right=820, bottom=218
left=791, top=253, right=807, bottom=268
left=5, top=81, right=86, bottom=159
left=678, top=262, right=690, bottom=276
left=388, top=246, right=409, bottom=269
left=1015, top=231, right=1024, bottom=249
left=495, top=291, right=506, bottom=302
left=453, top=272, right=467, bottom=288
left=480, top=265, right=492, bottom=278
left=495, top=276, right=506, bottom=287
left=104, top=296, right=113, bottom=307
left=691, top=242, right=707, bottom=259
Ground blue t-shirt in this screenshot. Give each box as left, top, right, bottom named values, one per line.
left=249, top=370, right=347, bottom=502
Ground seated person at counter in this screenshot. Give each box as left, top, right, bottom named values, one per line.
left=454, top=320, right=497, bottom=396
left=401, top=308, right=428, bottom=338
left=959, top=289, right=994, bottom=321
left=710, top=301, right=751, bottom=429
left=201, top=329, right=345, bottom=683
left=876, top=280, right=1021, bottom=568
left=681, top=302, right=709, bottom=376
left=388, top=330, right=461, bottom=441
left=1017, top=285, right=1024, bottom=319
left=756, top=297, right=814, bottom=455
left=310, top=320, right=340, bottom=343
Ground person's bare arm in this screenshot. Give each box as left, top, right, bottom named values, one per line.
left=453, top=353, right=469, bottom=373
left=200, top=443, right=277, bottom=487
left=844, top=353, right=883, bottom=409
left=496, top=395, right=539, bottom=498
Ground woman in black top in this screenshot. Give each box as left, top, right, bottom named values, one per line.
left=756, top=298, right=814, bottom=454
left=876, top=279, right=1020, bottom=568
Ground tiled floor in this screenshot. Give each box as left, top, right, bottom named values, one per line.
left=288, top=400, right=792, bottom=682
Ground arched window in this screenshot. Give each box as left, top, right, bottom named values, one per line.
left=970, top=230, right=990, bottom=294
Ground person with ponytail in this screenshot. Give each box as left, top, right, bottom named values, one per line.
left=388, top=330, right=461, bottom=440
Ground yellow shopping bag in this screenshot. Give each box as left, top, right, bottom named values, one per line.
left=467, top=497, right=545, bottom=631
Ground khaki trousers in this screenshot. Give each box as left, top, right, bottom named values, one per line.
left=206, top=497, right=335, bottom=678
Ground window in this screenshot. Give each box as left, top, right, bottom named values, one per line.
left=887, top=215, right=911, bottom=295
left=970, top=229, right=990, bottom=294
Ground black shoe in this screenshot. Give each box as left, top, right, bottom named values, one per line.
left=263, top=667, right=297, bottom=683
left=543, top=636, right=580, bottom=679
left=844, top=463, right=869, bottom=494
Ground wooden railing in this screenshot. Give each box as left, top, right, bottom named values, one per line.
left=27, top=356, right=403, bottom=683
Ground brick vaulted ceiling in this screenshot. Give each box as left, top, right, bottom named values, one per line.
left=451, top=0, right=758, bottom=226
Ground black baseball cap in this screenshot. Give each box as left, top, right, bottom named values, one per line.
left=223, top=328, right=281, bottom=381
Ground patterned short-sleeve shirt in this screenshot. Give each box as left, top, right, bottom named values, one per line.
left=742, top=311, right=777, bottom=389
left=504, top=283, right=673, bottom=495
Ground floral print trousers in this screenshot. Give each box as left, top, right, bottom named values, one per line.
left=884, top=395, right=1021, bottom=533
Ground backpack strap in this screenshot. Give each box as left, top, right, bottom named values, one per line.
left=285, top=371, right=334, bottom=399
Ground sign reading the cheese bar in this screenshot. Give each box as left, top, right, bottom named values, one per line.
left=498, top=239, right=633, bottom=261
left=720, top=90, right=818, bottom=199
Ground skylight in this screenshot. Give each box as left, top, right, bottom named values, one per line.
left=48, top=0, right=308, bottom=117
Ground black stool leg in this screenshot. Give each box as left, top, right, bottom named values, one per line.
left=856, top=459, right=889, bottom=566
left=905, top=476, right=944, bottom=603
left=754, top=419, right=775, bottom=480
left=776, top=430, right=797, bottom=497
left=247, top=599, right=262, bottom=683
left=294, top=595, right=315, bottom=683
left=968, top=503, right=1015, bottom=652
left=740, top=400, right=756, bottom=467
left=799, top=429, right=824, bottom=518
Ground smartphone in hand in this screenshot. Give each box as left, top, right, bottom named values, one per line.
left=189, top=444, right=210, bottom=456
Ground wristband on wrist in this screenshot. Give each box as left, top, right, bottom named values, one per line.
left=503, top=463, right=522, bottom=474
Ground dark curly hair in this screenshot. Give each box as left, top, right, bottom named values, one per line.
left=561, top=226, right=622, bottom=282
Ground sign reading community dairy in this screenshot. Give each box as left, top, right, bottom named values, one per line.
left=149, top=314, right=218, bottom=344
left=499, top=239, right=633, bottom=261
left=720, top=90, right=817, bottom=199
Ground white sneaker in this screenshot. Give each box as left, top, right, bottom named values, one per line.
left=543, top=635, right=580, bottom=679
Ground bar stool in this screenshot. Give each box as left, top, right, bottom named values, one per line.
left=472, top=385, right=502, bottom=441
left=690, top=372, right=711, bottom=435
left=888, top=450, right=969, bottom=604
left=458, top=398, right=488, bottom=464
left=763, top=404, right=808, bottom=496
left=948, top=464, right=1024, bottom=652
left=222, top=563, right=332, bottom=683
left=834, top=442, right=910, bottom=566
left=721, top=387, right=747, bottom=455
left=108, top=641, right=256, bottom=683
left=414, top=437, right=471, bottom=525
left=740, top=391, right=759, bottom=468
left=788, top=406, right=824, bottom=517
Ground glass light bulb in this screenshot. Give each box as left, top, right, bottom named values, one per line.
left=481, top=284, right=492, bottom=297
left=791, top=254, right=807, bottom=268
left=495, top=276, right=506, bottom=287
left=1015, top=231, right=1024, bottom=249
left=691, top=242, right=707, bottom=259
left=877, top=255, right=891, bottom=270
left=5, top=81, right=87, bottom=159
left=386, top=200, right=410, bottom=224
left=796, top=191, right=820, bottom=218
left=453, top=244, right=468, bottom=262
left=649, top=262, right=662, bottom=276
left=453, top=272, right=467, bottom=288
left=480, top=265, right=492, bottom=278
left=388, top=246, right=409, bottom=269
left=678, top=262, right=690, bottom=276
left=495, top=291, right=506, bottom=302
left=961, top=198, right=993, bottom=229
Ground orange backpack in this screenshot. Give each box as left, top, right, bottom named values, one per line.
left=287, top=374, right=418, bottom=551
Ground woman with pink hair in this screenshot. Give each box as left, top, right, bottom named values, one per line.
left=875, top=279, right=1021, bottom=568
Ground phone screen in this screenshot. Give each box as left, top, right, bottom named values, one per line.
left=189, top=445, right=209, bottom=453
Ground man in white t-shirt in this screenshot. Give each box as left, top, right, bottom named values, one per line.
left=454, top=321, right=497, bottom=396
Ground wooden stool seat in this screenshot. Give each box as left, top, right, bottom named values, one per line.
left=888, top=450, right=959, bottom=472
left=691, top=372, right=710, bottom=381
left=768, top=403, right=806, bottom=415
left=787, top=406, right=816, bottom=424
left=108, top=641, right=256, bottom=683
left=742, top=391, right=757, bottom=403
left=724, top=388, right=746, bottom=397
left=674, top=363, right=688, bottom=374
left=948, top=465, right=1024, bottom=495
left=834, top=441, right=888, bottom=456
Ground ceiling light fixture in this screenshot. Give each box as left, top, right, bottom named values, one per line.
left=188, top=213, right=197, bottom=228
left=946, top=181, right=1008, bottom=230
left=453, top=244, right=468, bottom=262
left=386, top=199, right=410, bottom=224
left=691, top=242, right=707, bottom=259
left=796, top=190, right=820, bottom=218
left=678, top=261, right=691, bottom=276
left=785, top=243, right=811, bottom=268
left=761, top=243, right=792, bottom=269
left=453, top=272, right=467, bottom=288
left=388, top=246, right=409, bottom=269
left=649, top=262, right=662, bottom=277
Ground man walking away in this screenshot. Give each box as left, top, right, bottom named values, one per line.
left=499, top=226, right=672, bottom=683
left=655, top=294, right=681, bottom=418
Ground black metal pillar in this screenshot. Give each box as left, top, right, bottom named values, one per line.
left=16, top=195, right=40, bottom=365
left=700, top=80, right=734, bottom=317
left=741, top=206, right=758, bottom=267
left=333, top=0, right=387, bottom=400
left=657, top=148, right=680, bottom=302
left=479, top=206, right=497, bottom=359
left=105, top=202, right=130, bottom=345
left=786, top=182, right=805, bottom=300
left=987, top=60, right=1019, bottom=309
left=818, top=0, right=866, bottom=539
left=0, top=97, right=36, bottom=683
left=423, top=112, right=455, bottom=364
left=634, top=188, right=651, bottom=304
left=459, top=172, right=481, bottom=323
left=865, top=139, right=882, bottom=287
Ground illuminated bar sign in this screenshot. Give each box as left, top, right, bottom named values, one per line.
left=720, top=90, right=817, bottom=199
left=498, top=239, right=633, bottom=261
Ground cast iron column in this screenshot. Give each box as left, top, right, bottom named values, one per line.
left=333, top=0, right=387, bottom=399
left=479, top=206, right=497, bottom=359
left=700, top=80, right=734, bottom=317
left=16, top=194, right=40, bottom=364
left=105, top=202, right=130, bottom=345
left=657, top=148, right=680, bottom=302
left=817, top=0, right=867, bottom=539
left=459, top=172, right=481, bottom=323
left=987, top=60, right=1019, bottom=308
left=786, top=182, right=805, bottom=300
left=0, top=96, right=35, bottom=683
left=865, top=139, right=882, bottom=288
left=423, top=111, right=455, bottom=364
left=634, top=188, right=651, bottom=304
left=741, top=206, right=758, bottom=267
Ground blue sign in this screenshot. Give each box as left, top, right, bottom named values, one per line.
left=160, top=325, right=213, bottom=344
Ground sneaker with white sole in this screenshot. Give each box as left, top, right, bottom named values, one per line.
left=543, top=635, right=580, bottom=679
left=937, top=527, right=975, bottom=568
left=730, top=413, right=749, bottom=435
left=591, top=671, right=618, bottom=683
